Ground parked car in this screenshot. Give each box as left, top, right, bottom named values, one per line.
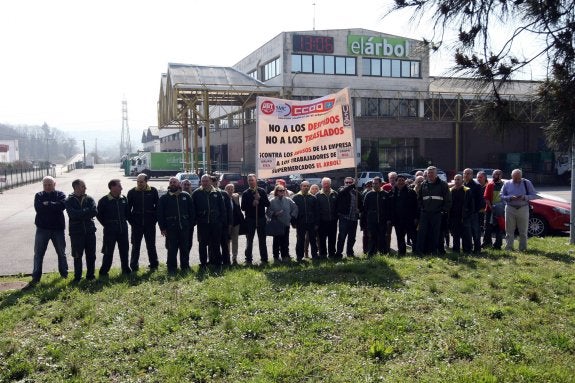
left=301, top=173, right=323, bottom=186
left=174, top=172, right=200, bottom=189
left=357, top=171, right=384, bottom=188
left=264, top=175, right=299, bottom=193
left=410, top=168, right=447, bottom=182
left=218, top=172, right=248, bottom=192
left=495, top=192, right=570, bottom=237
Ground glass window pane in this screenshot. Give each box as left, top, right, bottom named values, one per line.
left=382, top=59, right=391, bottom=76
left=325, top=56, right=335, bottom=74
left=302, top=55, right=313, bottom=73
left=346, top=57, right=356, bottom=75
left=371, top=59, right=381, bottom=76
left=362, top=58, right=371, bottom=76
left=391, top=60, right=401, bottom=77
left=292, top=55, right=301, bottom=72
left=411, top=61, right=420, bottom=77
left=335, top=56, right=346, bottom=74
left=402, top=61, right=410, bottom=78
left=314, top=55, right=324, bottom=74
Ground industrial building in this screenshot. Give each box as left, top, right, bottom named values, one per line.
left=155, top=28, right=547, bottom=177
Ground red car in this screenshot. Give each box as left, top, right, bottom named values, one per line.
left=497, top=193, right=570, bottom=237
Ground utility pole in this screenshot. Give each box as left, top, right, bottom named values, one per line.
left=120, top=99, right=132, bottom=158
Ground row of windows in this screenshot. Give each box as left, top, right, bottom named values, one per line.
left=248, top=56, right=421, bottom=80
left=363, top=58, right=420, bottom=78
left=292, top=54, right=356, bottom=75
left=263, top=58, right=281, bottom=81
left=361, top=98, right=419, bottom=117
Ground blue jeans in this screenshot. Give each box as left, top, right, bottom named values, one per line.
left=33, top=227, right=68, bottom=281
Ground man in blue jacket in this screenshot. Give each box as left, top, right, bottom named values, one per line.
left=65, top=179, right=97, bottom=281
left=31, top=176, right=68, bottom=284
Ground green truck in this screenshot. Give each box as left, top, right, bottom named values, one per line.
left=130, top=152, right=184, bottom=177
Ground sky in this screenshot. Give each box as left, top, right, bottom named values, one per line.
left=0, top=0, right=544, bottom=152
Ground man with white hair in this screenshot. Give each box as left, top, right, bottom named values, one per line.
left=31, top=176, right=68, bottom=284
left=500, top=169, right=537, bottom=251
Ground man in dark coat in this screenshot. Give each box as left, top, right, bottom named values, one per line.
left=127, top=173, right=159, bottom=271
left=449, top=174, right=474, bottom=253
left=363, top=176, right=391, bottom=256
left=316, top=177, right=338, bottom=259
left=292, top=180, right=320, bottom=261
left=192, top=175, right=227, bottom=267
left=241, top=174, right=270, bottom=264
left=65, top=179, right=97, bottom=281
left=31, top=176, right=68, bottom=283
left=391, top=174, right=418, bottom=255
left=97, top=179, right=131, bottom=276
left=158, top=177, right=195, bottom=273
left=335, top=177, right=363, bottom=259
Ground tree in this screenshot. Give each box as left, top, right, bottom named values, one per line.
left=387, top=0, right=575, bottom=243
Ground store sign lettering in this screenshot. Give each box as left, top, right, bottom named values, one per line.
left=348, top=35, right=410, bottom=58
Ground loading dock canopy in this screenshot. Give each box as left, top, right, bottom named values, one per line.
left=158, top=63, right=278, bottom=129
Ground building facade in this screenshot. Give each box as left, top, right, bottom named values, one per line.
left=164, top=28, right=546, bottom=175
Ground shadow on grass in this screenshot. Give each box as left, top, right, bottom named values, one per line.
left=525, top=249, right=575, bottom=264
left=262, top=257, right=404, bottom=288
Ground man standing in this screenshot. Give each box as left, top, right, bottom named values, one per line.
left=158, top=177, right=195, bottom=273
left=449, top=174, right=474, bottom=253
left=241, top=174, right=270, bottom=265
left=500, top=169, right=536, bottom=251
left=463, top=168, right=484, bottom=253
left=212, top=175, right=233, bottom=265
left=97, top=179, right=131, bottom=276
left=416, top=166, right=451, bottom=255
left=31, top=176, right=68, bottom=283
left=360, top=180, right=373, bottom=254
left=192, top=174, right=227, bottom=267
left=127, top=173, right=159, bottom=272
left=316, top=177, right=338, bottom=259
left=292, top=180, right=320, bottom=261
left=181, top=179, right=196, bottom=254
left=483, top=169, right=504, bottom=249
left=476, top=171, right=489, bottom=246
left=391, top=174, right=418, bottom=255
left=65, top=179, right=97, bottom=281
left=335, top=177, right=363, bottom=259
left=363, top=176, right=391, bottom=256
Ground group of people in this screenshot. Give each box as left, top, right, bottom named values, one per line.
left=31, top=166, right=536, bottom=282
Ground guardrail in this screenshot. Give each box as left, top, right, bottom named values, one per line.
left=0, top=166, right=56, bottom=193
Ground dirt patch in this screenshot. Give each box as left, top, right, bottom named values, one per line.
left=0, top=281, right=29, bottom=291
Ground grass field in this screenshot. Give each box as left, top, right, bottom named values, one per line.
left=1, top=237, right=574, bottom=382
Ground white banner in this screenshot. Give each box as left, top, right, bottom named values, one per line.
left=256, top=88, right=356, bottom=179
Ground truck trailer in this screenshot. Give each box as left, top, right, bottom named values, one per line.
left=130, top=152, right=184, bottom=177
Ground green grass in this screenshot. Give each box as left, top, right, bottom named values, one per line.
left=1, top=237, right=574, bottom=382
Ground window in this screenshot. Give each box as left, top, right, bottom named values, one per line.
left=291, top=54, right=356, bottom=75
left=263, top=57, right=281, bottom=81
left=360, top=98, right=418, bottom=118
left=362, top=58, right=421, bottom=78
left=247, top=70, right=257, bottom=80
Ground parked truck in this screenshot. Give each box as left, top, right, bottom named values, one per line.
left=130, top=152, right=184, bottom=177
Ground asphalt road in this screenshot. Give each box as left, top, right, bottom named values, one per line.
left=0, top=165, right=570, bottom=277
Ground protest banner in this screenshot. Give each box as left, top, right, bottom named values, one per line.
left=255, top=88, right=356, bottom=179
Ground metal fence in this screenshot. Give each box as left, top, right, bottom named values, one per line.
left=0, top=166, right=56, bottom=193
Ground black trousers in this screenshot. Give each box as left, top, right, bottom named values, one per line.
left=166, top=227, right=190, bottom=271
left=70, top=233, right=96, bottom=279
left=317, top=219, right=337, bottom=258
left=245, top=217, right=268, bottom=263
left=367, top=223, right=389, bottom=256
left=197, top=222, right=222, bottom=265
left=395, top=222, right=416, bottom=255
left=100, top=229, right=130, bottom=275
left=296, top=223, right=317, bottom=260
left=130, top=224, right=159, bottom=270
left=272, top=226, right=290, bottom=259
left=336, top=218, right=358, bottom=257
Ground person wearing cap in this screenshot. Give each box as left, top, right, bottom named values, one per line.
left=335, top=177, right=363, bottom=259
